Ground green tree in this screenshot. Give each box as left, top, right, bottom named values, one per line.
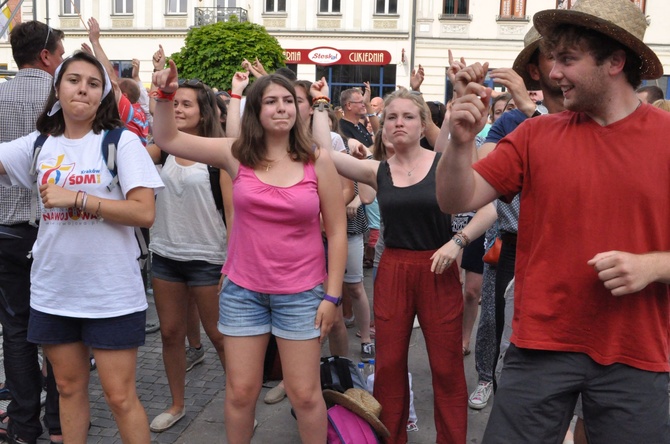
left=170, top=16, right=286, bottom=91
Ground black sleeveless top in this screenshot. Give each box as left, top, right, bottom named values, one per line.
left=377, top=152, right=452, bottom=251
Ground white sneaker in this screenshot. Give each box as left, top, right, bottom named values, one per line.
left=468, top=381, right=493, bottom=410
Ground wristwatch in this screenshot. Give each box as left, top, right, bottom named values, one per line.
left=323, top=294, right=342, bottom=306
left=452, top=236, right=466, bottom=248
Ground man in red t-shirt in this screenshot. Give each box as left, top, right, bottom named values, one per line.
left=436, top=0, right=670, bottom=442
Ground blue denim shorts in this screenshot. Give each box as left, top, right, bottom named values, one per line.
left=151, top=253, right=222, bottom=287
left=218, top=278, right=324, bottom=340
left=28, top=308, right=146, bottom=350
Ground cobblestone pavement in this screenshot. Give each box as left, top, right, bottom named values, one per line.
left=1, top=268, right=495, bottom=443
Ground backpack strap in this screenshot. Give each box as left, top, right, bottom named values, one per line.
left=29, top=134, right=50, bottom=227
left=333, top=357, right=354, bottom=391
left=321, top=357, right=335, bottom=390
left=101, top=127, right=125, bottom=192
left=99, top=128, right=148, bottom=268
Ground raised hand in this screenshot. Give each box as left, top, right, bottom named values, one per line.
left=448, top=81, right=491, bottom=145
left=410, top=64, right=425, bottom=92
left=152, top=44, right=166, bottom=71
left=152, top=59, right=179, bottom=94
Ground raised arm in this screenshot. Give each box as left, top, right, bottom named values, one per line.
left=85, top=18, right=123, bottom=102
left=309, top=78, right=334, bottom=152
left=223, top=71, right=250, bottom=138
left=363, top=81, right=380, bottom=134
left=436, top=66, right=499, bottom=213
left=152, top=60, right=236, bottom=174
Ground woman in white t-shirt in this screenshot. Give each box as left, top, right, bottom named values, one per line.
left=0, top=51, right=163, bottom=443
left=147, top=79, right=234, bottom=433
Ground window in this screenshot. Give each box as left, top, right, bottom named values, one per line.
left=63, top=0, right=80, bottom=15
left=316, top=65, right=397, bottom=107
left=376, top=0, right=397, bottom=14
left=319, top=0, right=341, bottom=14
left=443, top=0, right=468, bottom=16
left=114, top=0, right=133, bottom=14
left=167, top=0, right=187, bottom=14
left=499, top=0, right=525, bottom=19
left=265, top=0, right=286, bottom=13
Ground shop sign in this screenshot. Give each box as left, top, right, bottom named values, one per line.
left=283, top=47, right=392, bottom=65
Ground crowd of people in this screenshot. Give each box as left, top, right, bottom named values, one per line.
left=0, top=0, right=669, bottom=442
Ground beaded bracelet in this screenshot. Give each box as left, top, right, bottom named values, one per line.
left=456, top=230, right=471, bottom=246
left=312, top=96, right=330, bottom=104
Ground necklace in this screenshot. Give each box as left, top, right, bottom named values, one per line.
left=262, top=151, right=289, bottom=172
left=394, top=158, right=420, bottom=176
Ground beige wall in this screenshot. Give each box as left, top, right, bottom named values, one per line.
left=0, top=0, right=667, bottom=100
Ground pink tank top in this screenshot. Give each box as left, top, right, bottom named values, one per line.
left=222, top=162, right=327, bottom=294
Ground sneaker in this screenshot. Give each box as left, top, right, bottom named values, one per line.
left=361, top=342, right=375, bottom=362
left=468, top=381, right=493, bottom=410
left=185, top=346, right=205, bottom=372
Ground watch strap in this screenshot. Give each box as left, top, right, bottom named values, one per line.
left=323, top=294, right=342, bottom=306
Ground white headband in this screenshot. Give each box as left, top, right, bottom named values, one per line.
left=47, top=56, right=113, bottom=117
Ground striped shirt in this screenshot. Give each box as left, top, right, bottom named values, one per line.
left=0, top=69, right=52, bottom=225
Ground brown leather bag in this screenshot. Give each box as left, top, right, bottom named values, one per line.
left=483, top=238, right=502, bottom=266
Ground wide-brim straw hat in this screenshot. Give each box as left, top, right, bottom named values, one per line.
left=323, top=388, right=391, bottom=438
left=512, top=27, right=543, bottom=90
left=533, top=0, right=663, bottom=80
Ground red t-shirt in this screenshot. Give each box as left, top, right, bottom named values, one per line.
left=474, top=104, right=670, bottom=372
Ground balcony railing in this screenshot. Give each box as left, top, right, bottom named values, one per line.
left=194, top=7, right=249, bottom=27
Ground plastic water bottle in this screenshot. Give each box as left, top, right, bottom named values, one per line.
left=364, top=359, right=375, bottom=379
left=357, top=362, right=365, bottom=378
left=365, top=359, right=375, bottom=393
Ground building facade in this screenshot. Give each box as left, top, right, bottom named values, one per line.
left=1, top=0, right=668, bottom=103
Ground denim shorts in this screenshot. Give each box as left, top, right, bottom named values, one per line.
left=151, top=253, right=222, bottom=287
left=218, top=278, right=323, bottom=340
left=28, top=308, right=146, bottom=350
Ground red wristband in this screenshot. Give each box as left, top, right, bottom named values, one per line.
left=230, top=93, right=242, bottom=100
left=150, top=89, right=176, bottom=101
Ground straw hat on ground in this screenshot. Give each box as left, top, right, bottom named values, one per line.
left=512, top=27, right=543, bottom=91
left=323, top=388, right=391, bottom=438
left=533, top=0, right=663, bottom=80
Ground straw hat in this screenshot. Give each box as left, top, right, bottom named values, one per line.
left=533, top=0, right=663, bottom=80
left=323, top=388, right=391, bottom=438
left=512, top=27, right=543, bottom=90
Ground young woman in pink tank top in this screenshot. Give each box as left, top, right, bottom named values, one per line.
left=152, top=61, right=347, bottom=444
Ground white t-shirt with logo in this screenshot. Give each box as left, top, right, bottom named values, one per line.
left=0, top=129, right=164, bottom=318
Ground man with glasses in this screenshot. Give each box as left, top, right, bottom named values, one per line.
left=339, top=87, right=377, bottom=148
left=0, top=20, right=64, bottom=444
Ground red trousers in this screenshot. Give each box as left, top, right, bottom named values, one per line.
left=373, top=248, right=467, bottom=444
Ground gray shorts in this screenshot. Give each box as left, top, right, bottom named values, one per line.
left=483, top=344, right=670, bottom=444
